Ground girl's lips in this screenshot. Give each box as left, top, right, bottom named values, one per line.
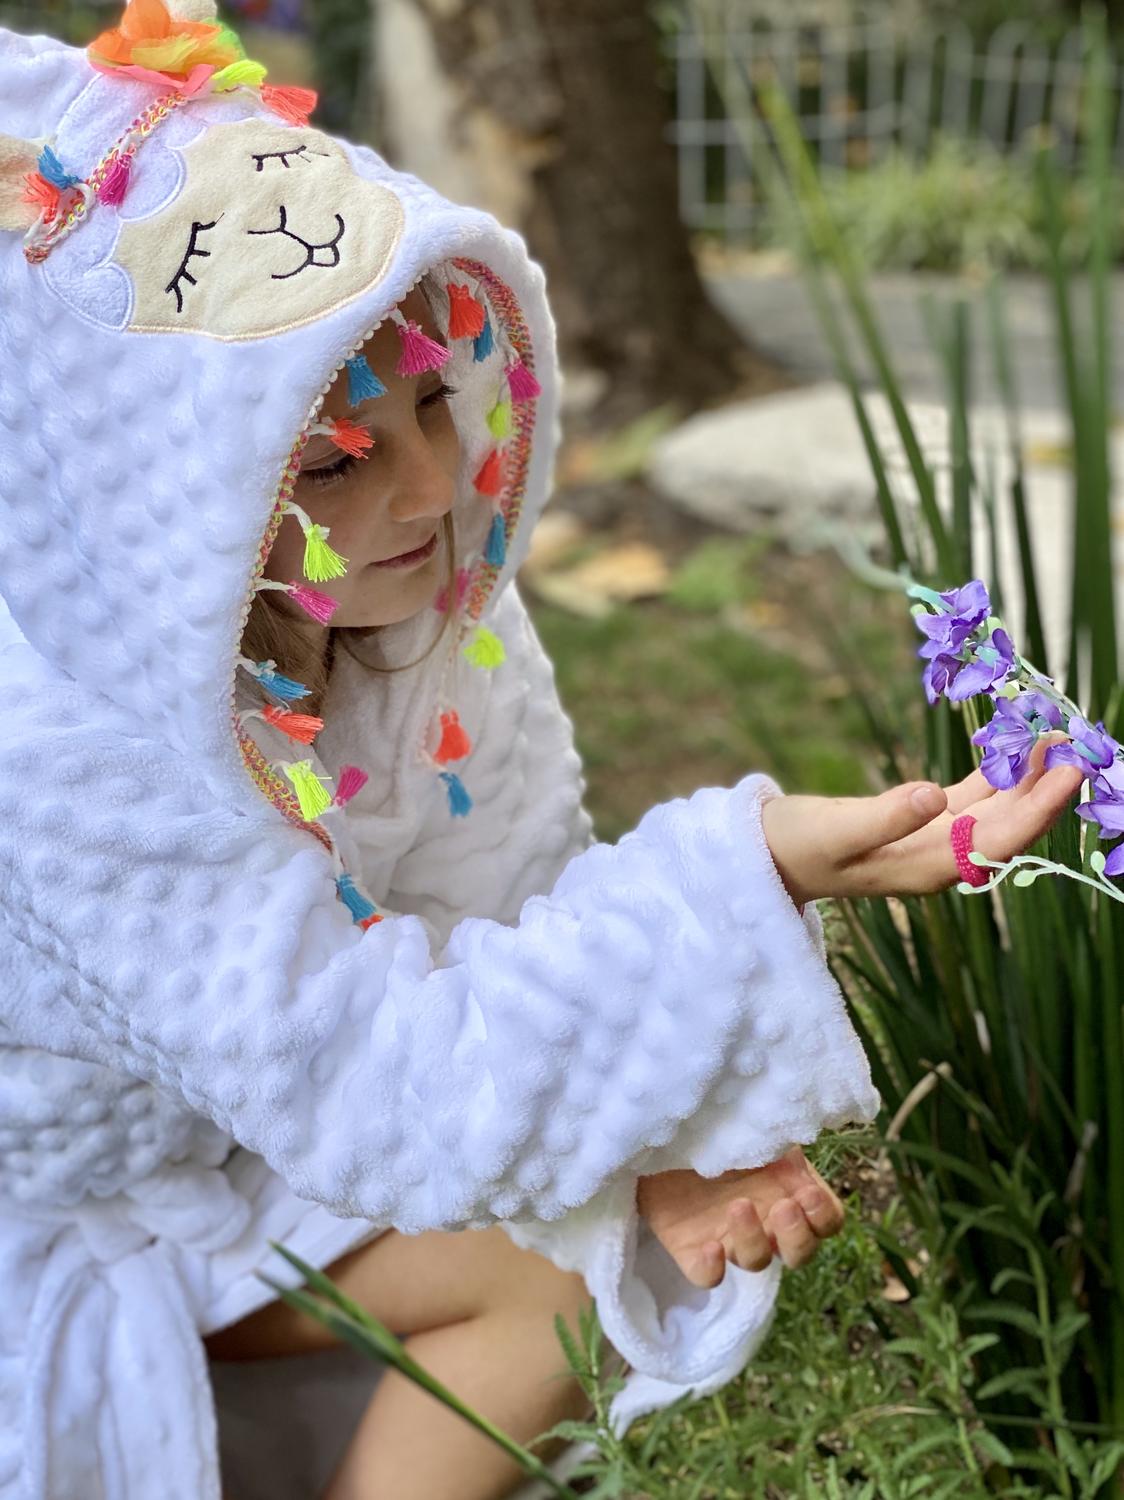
left=372, top=532, right=438, bottom=569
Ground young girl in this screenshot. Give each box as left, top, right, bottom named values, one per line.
left=0, top=6, right=1081, bottom=1499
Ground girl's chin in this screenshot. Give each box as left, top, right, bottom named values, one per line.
left=335, top=565, right=443, bottom=629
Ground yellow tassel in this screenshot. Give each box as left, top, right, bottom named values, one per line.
left=211, top=59, right=268, bottom=91
left=462, top=625, right=506, bottom=670
left=486, top=399, right=513, bottom=440
left=303, top=523, right=349, bottom=583
left=283, top=760, right=332, bottom=820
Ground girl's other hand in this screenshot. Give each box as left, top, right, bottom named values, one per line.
left=636, top=1148, right=845, bottom=1289
left=760, top=735, right=1085, bottom=908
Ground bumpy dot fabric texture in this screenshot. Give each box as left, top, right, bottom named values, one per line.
left=0, top=21, right=879, bottom=1500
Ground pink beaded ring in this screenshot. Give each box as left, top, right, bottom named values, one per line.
left=950, top=814, right=990, bottom=888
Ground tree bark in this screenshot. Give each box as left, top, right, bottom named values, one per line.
left=373, top=0, right=782, bottom=421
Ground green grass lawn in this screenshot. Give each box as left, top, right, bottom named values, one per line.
left=525, top=535, right=923, bottom=843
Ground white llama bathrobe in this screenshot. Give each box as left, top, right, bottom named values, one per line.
left=0, top=17, right=879, bottom=1498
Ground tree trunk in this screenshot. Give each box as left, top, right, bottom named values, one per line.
left=373, top=0, right=782, bottom=421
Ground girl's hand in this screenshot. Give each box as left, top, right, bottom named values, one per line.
left=760, top=735, right=1085, bottom=908
left=636, top=1149, right=845, bottom=1289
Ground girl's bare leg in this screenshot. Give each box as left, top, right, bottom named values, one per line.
left=205, top=1222, right=614, bottom=1500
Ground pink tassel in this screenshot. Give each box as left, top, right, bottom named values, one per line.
left=334, top=764, right=369, bottom=806
left=97, top=152, right=133, bottom=207
left=287, top=582, right=340, bottom=624
left=505, top=358, right=541, bottom=403
left=434, top=567, right=470, bottom=614
left=395, top=319, right=452, bottom=378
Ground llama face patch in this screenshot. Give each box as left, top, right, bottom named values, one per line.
left=116, top=118, right=404, bottom=339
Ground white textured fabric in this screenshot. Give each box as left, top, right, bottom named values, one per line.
left=0, top=22, right=879, bottom=1500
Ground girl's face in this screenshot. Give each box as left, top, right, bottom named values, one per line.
left=264, top=287, right=460, bottom=628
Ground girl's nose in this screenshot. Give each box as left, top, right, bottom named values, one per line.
left=385, top=429, right=456, bottom=524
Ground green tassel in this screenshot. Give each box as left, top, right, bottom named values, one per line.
left=211, top=59, right=267, bottom=91
left=283, top=761, right=332, bottom=820
left=303, top=524, right=349, bottom=583
left=486, top=399, right=513, bottom=440
left=463, top=625, right=506, bottom=670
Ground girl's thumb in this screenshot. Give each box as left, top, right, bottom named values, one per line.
left=835, top=782, right=947, bottom=859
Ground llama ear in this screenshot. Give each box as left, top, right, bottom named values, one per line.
left=167, top=0, right=218, bottom=17
left=0, top=134, right=48, bottom=233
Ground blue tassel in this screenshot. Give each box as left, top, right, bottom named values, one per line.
left=440, top=771, right=473, bottom=817
left=473, top=316, right=494, bottom=363
left=256, top=663, right=309, bottom=702
left=485, top=509, right=507, bottom=567
left=336, top=873, right=379, bottom=923
left=38, top=145, right=80, bottom=190
left=346, top=355, right=387, bottom=406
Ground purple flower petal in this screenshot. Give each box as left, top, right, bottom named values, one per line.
left=1104, top=843, right=1124, bottom=877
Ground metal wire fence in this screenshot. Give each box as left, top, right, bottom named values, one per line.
left=668, top=6, right=1124, bottom=243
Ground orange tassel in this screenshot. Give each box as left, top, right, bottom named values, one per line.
left=262, top=706, right=324, bottom=744
left=433, top=709, right=472, bottom=765
left=22, top=172, right=62, bottom=222
left=359, top=913, right=384, bottom=929
left=328, top=417, right=374, bottom=458
left=446, top=282, right=486, bottom=340
left=473, top=449, right=505, bottom=496
left=261, top=84, right=318, bottom=126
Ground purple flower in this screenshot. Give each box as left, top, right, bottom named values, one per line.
left=971, top=690, right=1064, bottom=790
left=1075, top=759, right=1124, bottom=875
left=914, top=580, right=992, bottom=661
left=1044, top=716, right=1121, bottom=774
left=945, top=628, right=1016, bottom=702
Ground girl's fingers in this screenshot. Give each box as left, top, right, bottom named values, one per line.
left=722, top=1199, right=773, bottom=1273
left=795, top=1183, right=845, bottom=1239
left=765, top=1199, right=820, bottom=1269
left=687, top=1238, right=726, bottom=1290
left=943, top=766, right=996, bottom=816
left=829, top=782, right=949, bottom=862
left=975, top=763, right=1086, bottom=863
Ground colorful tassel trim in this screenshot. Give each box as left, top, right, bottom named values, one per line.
left=260, top=83, right=318, bottom=126
left=473, top=316, right=494, bottom=363
left=260, top=706, right=323, bottom=744
left=485, top=510, right=507, bottom=567
left=210, top=58, right=267, bottom=92
left=309, top=416, right=374, bottom=459
left=334, top=764, right=369, bottom=806
left=473, top=449, right=505, bottom=497
left=97, top=151, right=134, bottom=206
left=239, top=657, right=309, bottom=701
left=463, top=624, right=506, bottom=669
left=345, top=355, right=386, bottom=406
left=446, top=282, right=486, bottom=340
left=336, top=873, right=383, bottom=925
left=282, top=760, right=332, bottom=820
left=282, top=500, right=349, bottom=582
left=433, top=709, right=472, bottom=765
left=255, top=579, right=341, bottom=624
left=486, top=399, right=513, bottom=440
left=392, top=312, right=452, bottom=378
left=505, top=358, right=541, bottom=403
left=37, top=145, right=81, bottom=191
left=434, top=568, right=470, bottom=615
left=21, top=173, right=62, bottom=222
left=439, top=771, right=473, bottom=818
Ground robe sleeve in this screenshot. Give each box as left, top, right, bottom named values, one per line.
left=383, top=586, right=880, bottom=1414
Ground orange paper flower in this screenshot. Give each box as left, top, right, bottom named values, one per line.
left=88, top=0, right=242, bottom=91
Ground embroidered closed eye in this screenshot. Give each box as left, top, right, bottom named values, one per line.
left=250, top=143, right=331, bottom=172
left=165, top=214, right=223, bottom=314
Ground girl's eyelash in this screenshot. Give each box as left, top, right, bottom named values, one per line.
left=301, top=384, right=458, bottom=488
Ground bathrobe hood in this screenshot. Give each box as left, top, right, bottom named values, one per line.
left=0, top=5, right=552, bottom=908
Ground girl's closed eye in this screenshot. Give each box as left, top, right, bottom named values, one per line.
left=301, top=382, right=459, bottom=490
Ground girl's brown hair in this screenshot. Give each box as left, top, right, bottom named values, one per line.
left=240, top=270, right=458, bottom=712
left=240, top=509, right=458, bottom=712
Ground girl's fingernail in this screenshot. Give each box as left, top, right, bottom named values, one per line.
left=911, top=785, right=943, bottom=816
